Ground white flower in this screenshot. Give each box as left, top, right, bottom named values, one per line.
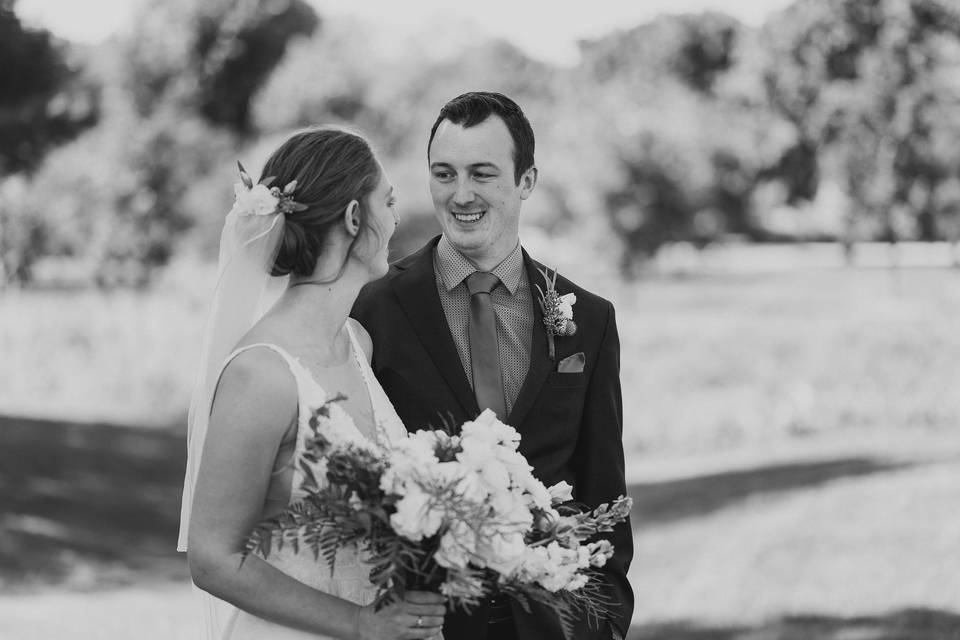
left=586, top=540, right=614, bottom=567
left=477, top=530, right=527, bottom=574
left=390, top=485, right=442, bottom=541
left=488, top=491, right=533, bottom=534
left=380, top=432, right=439, bottom=494
left=435, top=522, right=476, bottom=570
left=460, top=410, right=520, bottom=450
left=565, top=574, right=588, bottom=591
left=547, top=481, right=574, bottom=505
left=557, top=293, right=577, bottom=320
left=233, top=182, right=279, bottom=217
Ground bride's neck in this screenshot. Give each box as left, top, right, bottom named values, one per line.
left=278, top=262, right=366, bottom=340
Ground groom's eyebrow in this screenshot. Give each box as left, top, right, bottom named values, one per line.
left=429, top=161, right=500, bottom=171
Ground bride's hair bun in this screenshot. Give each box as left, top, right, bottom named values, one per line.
left=271, top=217, right=319, bottom=277
left=259, top=126, right=380, bottom=278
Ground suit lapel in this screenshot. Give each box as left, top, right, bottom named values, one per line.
left=507, top=250, right=552, bottom=428
left=391, top=237, right=478, bottom=417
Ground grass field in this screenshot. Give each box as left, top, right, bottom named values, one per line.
left=2, top=243, right=959, bottom=639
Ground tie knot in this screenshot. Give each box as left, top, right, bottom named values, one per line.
left=466, top=271, right=500, bottom=296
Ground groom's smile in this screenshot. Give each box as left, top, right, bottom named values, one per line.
left=450, top=209, right=487, bottom=223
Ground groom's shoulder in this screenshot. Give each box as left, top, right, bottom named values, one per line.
left=388, top=240, right=433, bottom=274
left=354, top=238, right=436, bottom=312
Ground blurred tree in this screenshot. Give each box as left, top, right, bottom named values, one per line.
left=762, top=0, right=960, bottom=251
left=604, top=133, right=698, bottom=273
left=23, top=106, right=235, bottom=288
left=0, top=176, right=45, bottom=283
left=9, top=0, right=321, bottom=288
left=579, top=12, right=741, bottom=96
left=578, top=12, right=794, bottom=275
left=123, top=0, right=318, bottom=134
left=0, top=0, right=100, bottom=285
left=0, top=0, right=99, bottom=174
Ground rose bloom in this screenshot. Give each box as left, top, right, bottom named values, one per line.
left=558, top=293, right=576, bottom=320
left=390, top=484, right=443, bottom=541
left=234, top=183, right=279, bottom=216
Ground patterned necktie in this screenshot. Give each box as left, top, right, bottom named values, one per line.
left=466, top=271, right=507, bottom=419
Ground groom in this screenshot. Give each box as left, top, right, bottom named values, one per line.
left=353, top=91, right=633, bottom=640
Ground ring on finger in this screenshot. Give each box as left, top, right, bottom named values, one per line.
left=416, top=616, right=423, bottom=628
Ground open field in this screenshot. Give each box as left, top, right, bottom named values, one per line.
left=1, top=243, right=958, bottom=638
left=3, top=243, right=958, bottom=452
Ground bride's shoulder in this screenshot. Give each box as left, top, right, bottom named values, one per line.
left=219, top=344, right=298, bottom=405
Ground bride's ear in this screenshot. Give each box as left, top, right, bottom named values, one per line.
left=342, top=200, right=361, bottom=237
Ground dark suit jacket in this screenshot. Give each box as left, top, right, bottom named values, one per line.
left=352, top=236, right=633, bottom=640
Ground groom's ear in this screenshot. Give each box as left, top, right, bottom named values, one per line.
left=519, top=166, right=537, bottom=200
left=342, top=200, right=361, bottom=237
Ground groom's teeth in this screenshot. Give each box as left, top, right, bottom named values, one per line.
left=453, top=211, right=485, bottom=222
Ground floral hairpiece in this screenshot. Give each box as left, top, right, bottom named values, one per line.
left=233, top=161, right=307, bottom=217
left=535, top=266, right=577, bottom=361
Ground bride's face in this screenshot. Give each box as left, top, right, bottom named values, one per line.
left=358, top=168, right=399, bottom=279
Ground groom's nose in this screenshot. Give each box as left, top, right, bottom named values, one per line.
left=453, top=178, right=475, bottom=206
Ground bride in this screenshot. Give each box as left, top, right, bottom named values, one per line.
left=177, top=127, right=446, bottom=639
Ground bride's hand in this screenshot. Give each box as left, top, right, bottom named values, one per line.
left=356, top=591, right=446, bottom=640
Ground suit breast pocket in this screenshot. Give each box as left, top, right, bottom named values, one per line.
left=546, top=371, right=587, bottom=389
left=537, top=372, right=588, bottom=428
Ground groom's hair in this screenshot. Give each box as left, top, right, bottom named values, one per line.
left=427, top=91, right=535, bottom=185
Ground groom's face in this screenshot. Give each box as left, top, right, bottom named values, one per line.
left=428, top=115, right=536, bottom=267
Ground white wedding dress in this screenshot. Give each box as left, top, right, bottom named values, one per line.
left=199, top=322, right=409, bottom=639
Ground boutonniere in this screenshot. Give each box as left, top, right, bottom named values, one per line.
left=535, top=266, right=577, bottom=361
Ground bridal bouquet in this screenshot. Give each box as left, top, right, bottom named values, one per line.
left=244, top=398, right=632, bottom=637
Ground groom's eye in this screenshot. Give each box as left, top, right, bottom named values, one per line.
left=433, top=170, right=453, bottom=181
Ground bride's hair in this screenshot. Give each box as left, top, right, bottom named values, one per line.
left=260, top=126, right=381, bottom=278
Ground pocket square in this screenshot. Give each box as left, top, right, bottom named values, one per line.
left=557, top=352, right=585, bottom=373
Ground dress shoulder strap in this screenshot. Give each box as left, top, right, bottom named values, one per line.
left=218, top=342, right=315, bottom=397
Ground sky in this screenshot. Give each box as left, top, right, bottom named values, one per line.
left=16, top=0, right=796, bottom=65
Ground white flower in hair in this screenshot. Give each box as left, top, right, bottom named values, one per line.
left=233, top=161, right=305, bottom=217
left=233, top=182, right=279, bottom=217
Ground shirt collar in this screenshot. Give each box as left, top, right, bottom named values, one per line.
left=436, top=235, right=523, bottom=295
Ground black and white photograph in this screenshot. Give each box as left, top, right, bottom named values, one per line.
left=2, top=0, right=959, bottom=638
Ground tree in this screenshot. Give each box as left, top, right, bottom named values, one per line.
left=0, top=0, right=98, bottom=174
left=577, top=12, right=791, bottom=274
left=761, top=0, right=960, bottom=250
left=122, top=0, right=318, bottom=134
